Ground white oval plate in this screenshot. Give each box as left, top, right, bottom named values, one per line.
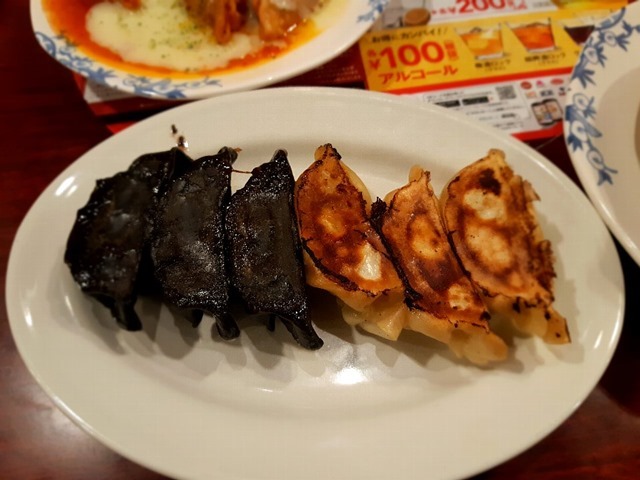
left=7, top=88, right=624, bottom=480
left=565, top=3, right=640, bottom=266
left=30, top=0, right=384, bottom=99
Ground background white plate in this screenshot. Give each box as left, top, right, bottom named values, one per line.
left=30, top=0, right=384, bottom=99
left=7, top=88, right=624, bottom=480
left=565, top=3, right=640, bottom=266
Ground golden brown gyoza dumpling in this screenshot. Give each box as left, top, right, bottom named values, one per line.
left=371, top=167, right=508, bottom=365
left=440, top=149, right=570, bottom=344
left=295, top=144, right=406, bottom=340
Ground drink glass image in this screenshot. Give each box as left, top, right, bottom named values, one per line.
left=510, top=19, right=557, bottom=52
left=457, top=25, right=505, bottom=60
left=561, top=16, right=595, bottom=45
left=400, top=0, right=430, bottom=26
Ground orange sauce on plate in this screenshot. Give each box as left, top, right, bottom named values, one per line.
left=41, top=0, right=320, bottom=78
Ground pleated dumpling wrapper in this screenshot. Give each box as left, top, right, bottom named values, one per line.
left=440, top=149, right=570, bottom=344
left=295, top=144, right=406, bottom=341
left=371, top=166, right=508, bottom=366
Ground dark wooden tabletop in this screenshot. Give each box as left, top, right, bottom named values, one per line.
left=1, top=1, right=639, bottom=478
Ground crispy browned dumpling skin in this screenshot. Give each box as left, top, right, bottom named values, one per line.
left=295, top=144, right=405, bottom=339
left=372, top=167, right=508, bottom=365
left=441, top=149, right=570, bottom=344
left=295, top=144, right=403, bottom=307
left=374, top=168, right=489, bottom=326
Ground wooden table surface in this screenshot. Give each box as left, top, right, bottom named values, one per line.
left=1, top=1, right=639, bottom=478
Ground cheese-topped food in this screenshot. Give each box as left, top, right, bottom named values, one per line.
left=440, top=149, right=570, bottom=344
left=45, top=0, right=340, bottom=76
left=87, top=0, right=262, bottom=71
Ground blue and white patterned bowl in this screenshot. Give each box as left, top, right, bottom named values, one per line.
left=564, top=2, right=640, bottom=266
left=30, top=0, right=387, bottom=100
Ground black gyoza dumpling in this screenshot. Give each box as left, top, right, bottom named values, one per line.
left=225, top=149, right=323, bottom=350
left=150, top=147, right=240, bottom=340
left=65, top=148, right=191, bottom=330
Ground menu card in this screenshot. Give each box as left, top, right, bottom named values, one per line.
left=359, top=0, right=629, bottom=139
